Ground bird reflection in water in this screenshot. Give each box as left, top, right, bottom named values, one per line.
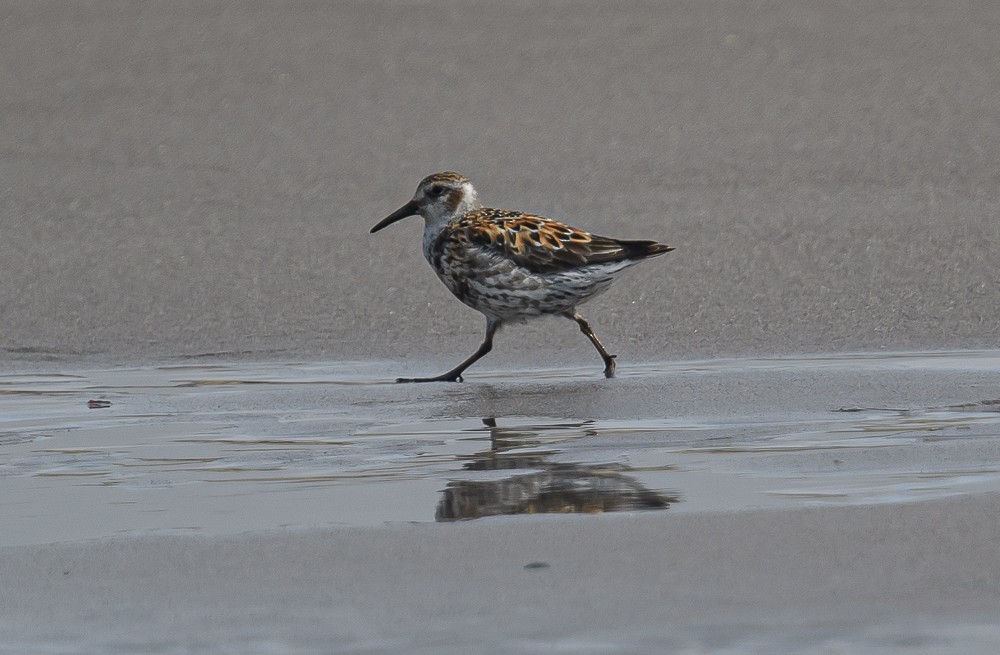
left=436, top=418, right=679, bottom=521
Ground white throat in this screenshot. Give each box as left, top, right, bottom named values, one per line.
left=420, top=182, right=482, bottom=256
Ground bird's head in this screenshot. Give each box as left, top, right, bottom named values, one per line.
left=371, top=171, right=482, bottom=234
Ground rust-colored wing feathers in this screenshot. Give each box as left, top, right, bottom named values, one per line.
left=457, top=209, right=673, bottom=274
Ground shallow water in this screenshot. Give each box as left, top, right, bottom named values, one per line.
left=2, top=351, right=1000, bottom=546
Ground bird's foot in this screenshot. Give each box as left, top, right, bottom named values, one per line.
left=396, top=374, right=464, bottom=383
left=603, top=355, right=617, bottom=379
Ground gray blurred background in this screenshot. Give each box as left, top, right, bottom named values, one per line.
left=2, top=1, right=998, bottom=368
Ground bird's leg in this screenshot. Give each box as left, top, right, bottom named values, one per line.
left=566, top=311, right=617, bottom=378
left=398, top=320, right=500, bottom=383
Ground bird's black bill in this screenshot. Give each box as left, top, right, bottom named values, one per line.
left=370, top=200, right=418, bottom=233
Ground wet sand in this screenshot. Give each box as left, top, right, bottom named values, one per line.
left=2, top=494, right=1000, bottom=654
left=3, top=354, right=1000, bottom=652
left=3, top=352, right=1000, bottom=546
left=3, top=1, right=1000, bottom=653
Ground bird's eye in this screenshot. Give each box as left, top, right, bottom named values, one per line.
left=428, top=185, right=446, bottom=198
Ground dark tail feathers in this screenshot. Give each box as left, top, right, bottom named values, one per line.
left=621, top=239, right=675, bottom=260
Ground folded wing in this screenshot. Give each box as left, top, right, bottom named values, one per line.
left=459, top=209, right=673, bottom=274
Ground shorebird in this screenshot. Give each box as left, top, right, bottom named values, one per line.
left=370, top=172, right=673, bottom=382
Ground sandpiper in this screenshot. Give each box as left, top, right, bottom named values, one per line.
left=371, top=172, right=673, bottom=382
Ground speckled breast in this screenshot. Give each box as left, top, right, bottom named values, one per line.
left=425, top=232, right=615, bottom=321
